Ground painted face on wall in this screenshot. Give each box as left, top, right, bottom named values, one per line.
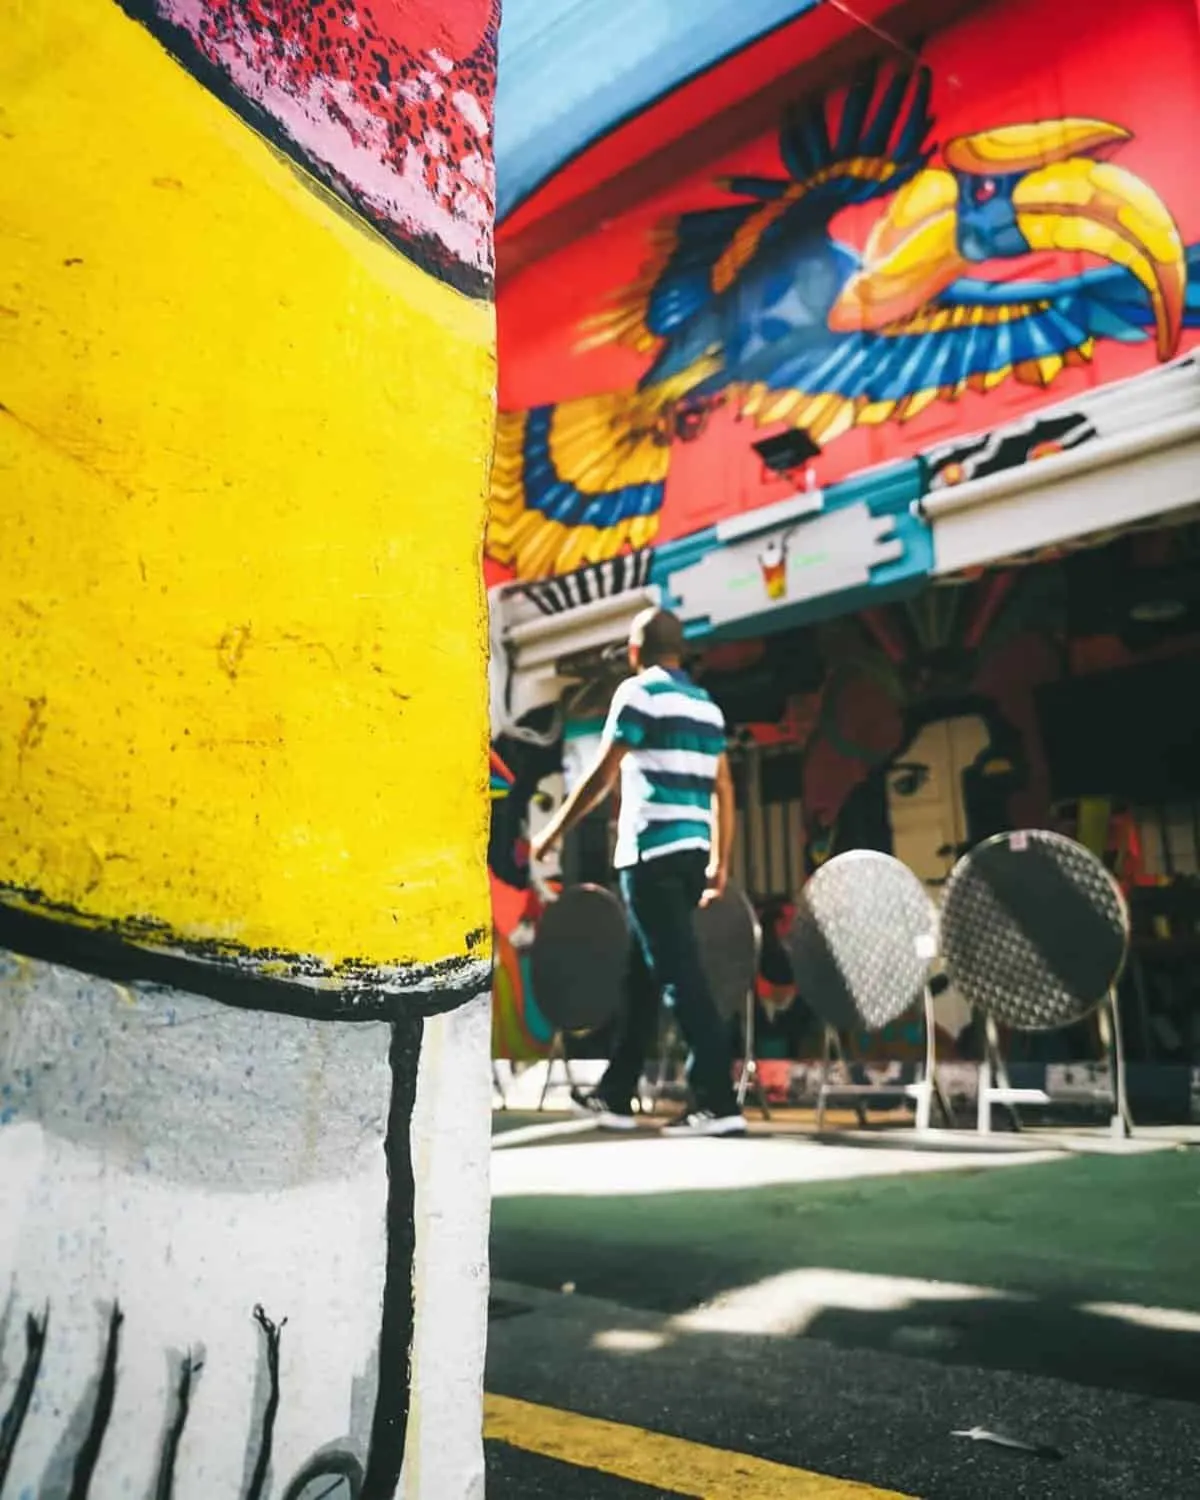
left=885, top=714, right=999, bottom=1040
left=526, top=774, right=566, bottom=898
left=886, top=715, right=993, bottom=887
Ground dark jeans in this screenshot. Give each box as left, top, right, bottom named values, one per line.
left=601, top=849, right=739, bottom=1116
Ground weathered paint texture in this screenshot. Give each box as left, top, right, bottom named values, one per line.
left=0, top=0, right=498, bottom=1495
left=113, top=0, right=498, bottom=296
left=0, top=0, right=495, bottom=990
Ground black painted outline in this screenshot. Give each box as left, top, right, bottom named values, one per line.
left=154, top=1351, right=203, bottom=1500
left=282, top=1451, right=364, bottom=1500
left=246, top=1308, right=286, bottom=1500
left=111, top=0, right=494, bottom=300
left=361, top=1016, right=422, bottom=1500
left=0, top=1306, right=49, bottom=1492
left=0, top=897, right=487, bottom=1023
left=68, top=1303, right=123, bottom=1500
left=2, top=865, right=444, bottom=1499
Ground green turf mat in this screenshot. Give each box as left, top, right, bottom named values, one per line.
left=493, top=1151, right=1200, bottom=1315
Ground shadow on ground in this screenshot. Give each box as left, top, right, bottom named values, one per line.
left=486, top=1276, right=1200, bottom=1500
left=486, top=1443, right=667, bottom=1498
left=491, top=1147, right=1200, bottom=1403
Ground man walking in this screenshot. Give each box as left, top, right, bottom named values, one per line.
left=531, top=607, right=744, bottom=1137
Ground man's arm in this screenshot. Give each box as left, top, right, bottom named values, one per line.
left=531, top=739, right=625, bottom=861
left=703, top=751, right=735, bottom=905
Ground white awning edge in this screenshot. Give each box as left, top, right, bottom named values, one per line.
left=924, top=406, right=1200, bottom=576
left=503, top=584, right=660, bottom=661
left=490, top=582, right=660, bottom=735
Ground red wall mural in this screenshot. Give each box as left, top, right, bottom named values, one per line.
left=489, top=0, right=1200, bottom=582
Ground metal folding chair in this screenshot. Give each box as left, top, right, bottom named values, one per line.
left=940, top=830, right=1133, bottom=1137
left=695, top=885, right=769, bottom=1118
left=528, top=884, right=628, bottom=1112
left=787, top=851, right=947, bottom=1132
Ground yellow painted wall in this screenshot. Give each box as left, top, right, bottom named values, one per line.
left=0, top=3, right=494, bottom=980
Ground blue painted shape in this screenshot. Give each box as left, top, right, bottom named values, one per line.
left=644, top=206, right=758, bottom=337
left=495, top=0, right=825, bottom=219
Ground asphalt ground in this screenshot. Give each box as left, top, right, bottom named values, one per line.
left=485, top=1125, right=1200, bottom=1497
left=487, top=1439, right=670, bottom=1499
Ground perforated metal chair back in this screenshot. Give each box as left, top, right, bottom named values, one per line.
left=787, top=850, right=937, bottom=1032
left=529, top=883, right=629, bottom=1033
left=694, top=885, right=761, bottom=1020
left=940, top=830, right=1128, bottom=1031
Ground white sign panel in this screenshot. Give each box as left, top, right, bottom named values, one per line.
left=670, top=502, right=904, bottom=630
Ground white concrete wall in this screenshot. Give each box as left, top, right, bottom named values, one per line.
left=0, top=955, right=491, bottom=1499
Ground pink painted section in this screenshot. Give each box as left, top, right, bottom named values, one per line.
left=157, top=0, right=496, bottom=277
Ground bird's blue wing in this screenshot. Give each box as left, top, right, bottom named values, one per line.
left=734, top=248, right=1200, bottom=441
left=577, top=205, right=759, bottom=355
left=777, top=62, right=935, bottom=215
left=488, top=392, right=673, bottom=579
left=579, top=64, right=935, bottom=360
left=642, top=208, right=762, bottom=339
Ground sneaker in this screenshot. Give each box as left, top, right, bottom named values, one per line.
left=570, top=1089, right=637, bottom=1132
left=662, top=1109, right=746, bottom=1138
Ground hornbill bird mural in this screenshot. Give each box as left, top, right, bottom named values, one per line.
left=489, top=64, right=1199, bottom=580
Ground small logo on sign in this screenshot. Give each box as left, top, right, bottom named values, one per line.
left=758, top=537, right=788, bottom=600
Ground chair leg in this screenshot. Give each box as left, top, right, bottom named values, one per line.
left=976, top=1014, right=992, bottom=1134
left=816, top=1025, right=833, bottom=1131
left=736, top=992, right=771, bottom=1119
left=1106, top=988, right=1134, bottom=1138
left=538, top=1033, right=564, bottom=1113
left=914, top=986, right=937, bottom=1134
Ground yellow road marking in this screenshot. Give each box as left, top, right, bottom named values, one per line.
left=485, top=1394, right=918, bottom=1498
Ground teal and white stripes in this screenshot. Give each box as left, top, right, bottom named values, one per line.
left=605, top=667, right=726, bottom=868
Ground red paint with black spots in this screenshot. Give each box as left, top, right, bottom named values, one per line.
left=119, top=0, right=500, bottom=296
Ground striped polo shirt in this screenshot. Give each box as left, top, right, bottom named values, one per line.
left=605, top=666, right=727, bottom=869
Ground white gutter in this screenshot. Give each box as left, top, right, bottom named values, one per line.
left=922, top=407, right=1200, bottom=576
left=715, top=485, right=823, bottom=543
left=493, top=583, right=660, bottom=732
left=504, top=584, right=660, bottom=669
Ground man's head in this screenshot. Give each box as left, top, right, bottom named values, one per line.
left=628, top=607, right=686, bottom=672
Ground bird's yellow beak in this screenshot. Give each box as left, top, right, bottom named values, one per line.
left=943, top=118, right=1132, bottom=175
left=948, top=118, right=1186, bottom=360
left=828, top=169, right=965, bottom=333
left=829, top=117, right=1187, bottom=360
left=1012, top=156, right=1186, bottom=360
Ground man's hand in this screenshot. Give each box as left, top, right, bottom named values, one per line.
left=526, top=740, right=625, bottom=871
left=530, top=828, right=557, bottom=865
left=704, top=752, right=735, bottom=910
left=700, top=866, right=728, bottom=908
